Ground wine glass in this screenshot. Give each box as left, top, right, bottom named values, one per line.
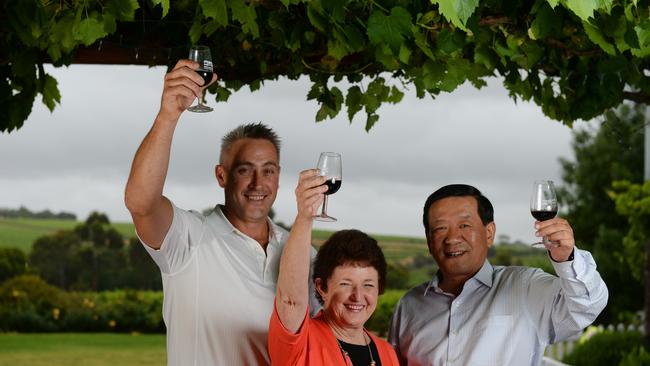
left=314, top=152, right=342, bottom=222
left=187, top=45, right=214, bottom=113
left=530, top=180, right=558, bottom=248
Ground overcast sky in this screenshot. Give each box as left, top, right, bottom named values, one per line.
left=0, top=64, right=594, bottom=243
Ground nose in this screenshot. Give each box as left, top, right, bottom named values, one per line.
left=445, top=225, right=463, bottom=244
left=349, top=285, right=361, bottom=301
left=248, top=170, right=262, bottom=189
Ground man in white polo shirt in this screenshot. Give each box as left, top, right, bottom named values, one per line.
left=125, top=59, right=312, bottom=365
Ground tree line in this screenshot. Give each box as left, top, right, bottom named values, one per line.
left=0, top=206, right=76, bottom=220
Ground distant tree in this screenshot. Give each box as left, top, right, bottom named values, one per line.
left=0, top=206, right=76, bottom=220
left=611, top=180, right=650, bottom=348
left=73, top=212, right=128, bottom=290
left=29, top=231, right=82, bottom=289
left=0, top=248, right=27, bottom=283
left=558, top=103, right=646, bottom=323
left=124, top=237, right=162, bottom=291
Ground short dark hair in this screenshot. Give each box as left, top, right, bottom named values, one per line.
left=312, top=229, right=387, bottom=305
left=220, top=122, right=281, bottom=164
left=422, top=184, right=494, bottom=236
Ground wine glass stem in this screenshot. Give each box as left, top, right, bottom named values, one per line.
left=321, top=195, right=329, bottom=216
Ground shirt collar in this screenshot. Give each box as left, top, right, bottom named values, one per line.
left=211, top=205, right=284, bottom=244
left=424, top=259, right=494, bottom=296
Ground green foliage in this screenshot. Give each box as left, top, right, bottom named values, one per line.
left=0, top=276, right=164, bottom=333
left=365, top=289, right=404, bottom=337
left=0, top=248, right=27, bottom=283
left=4, top=0, right=650, bottom=132
left=619, top=346, right=650, bottom=366
left=557, top=103, right=645, bottom=323
left=562, top=331, right=644, bottom=366
left=610, top=180, right=650, bottom=280
left=386, top=263, right=410, bottom=289
left=0, top=275, right=66, bottom=332
left=62, top=290, right=164, bottom=333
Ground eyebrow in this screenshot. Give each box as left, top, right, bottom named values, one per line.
left=430, top=213, right=473, bottom=224
left=233, top=161, right=279, bottom=168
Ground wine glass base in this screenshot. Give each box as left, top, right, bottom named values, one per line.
left=531, top=241, right=547, bottom=249
left=531, top=241, right=560, bottom=249
left=314, top=214, right=337, bottom=222
left=188, top=104, right=213, bottom=113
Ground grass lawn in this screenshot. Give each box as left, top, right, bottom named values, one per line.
left=0, top=333, right=165, bottom=366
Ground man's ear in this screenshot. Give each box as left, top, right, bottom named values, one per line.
left=215, top=165, right=227, bottom=188
left=486, top=221, right=496, bottom=248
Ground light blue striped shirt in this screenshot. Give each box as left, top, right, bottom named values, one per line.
left=388, top=249, right=608, bottom=366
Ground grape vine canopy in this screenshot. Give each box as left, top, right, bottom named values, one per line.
left=2, top=0, right=650, bottom=133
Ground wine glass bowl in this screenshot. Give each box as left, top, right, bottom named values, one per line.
left=314, top=152, right=342, bottom=222
left=187, top=45, right=214, bottom=113
left=530, top=180, right=558, bottom=248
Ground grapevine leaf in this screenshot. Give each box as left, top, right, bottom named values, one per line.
left=432, top=0, right=479, bottom=31
left=189, top=20, right=203, bottom=44
left=365, top=113, right=379, bottom=131
left=398, top=43, right=412, bottom=64
left=388, top=86, right=404, bottom=103
left=583, top=20, right=616, bottom=55
left=74, top=17, right=108, bottom=46
left=563, top=0, right=611, bottom=21
left=546, top=0, right=560, bottom=8
left=150, top=0, right=170, bottom=17
left=367, top=7, right=412, bottom=52
left=200, top=0, right=228, bottom=26
left=345, top=86, right=363, bottom=121
left=307, top=2, right=328, bottom=32
left=41, top=74, right=61, bottom=111
left=231, top=0, right=259, bottom=38
left=529, top=3, right=562, bottom=40
left=106, top=0, right=139, bottom=21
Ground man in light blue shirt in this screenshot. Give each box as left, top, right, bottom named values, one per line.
left=388, top=184, right=608, bottom=366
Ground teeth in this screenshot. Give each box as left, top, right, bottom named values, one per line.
left=247, top=195, right=264, bottom=201
left=446, top=251, right=463, bottom=257
left=345, top=304, right=364, bottom=311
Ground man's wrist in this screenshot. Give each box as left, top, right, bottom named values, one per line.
left=549, top=248, right=575, bottom=263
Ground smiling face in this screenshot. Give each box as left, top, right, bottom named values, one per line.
left=316, top=264, right=379, bottom=332
left=427, top=196, right=495, bottom=288
left=216, top=138, right=280, bottom=225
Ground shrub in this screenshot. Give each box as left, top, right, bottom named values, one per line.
left=619, top=346, right=650, bottom=366
left=562, top=331, right=644, bottom=366
left=0, top=275, right=65, bottom=332
left=62, top=290, right=164, bottom=333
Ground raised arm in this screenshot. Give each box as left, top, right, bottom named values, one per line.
left=528, top=217, right=608, bottom=342
left=124, top=60, right=216, bottom=249
left=275, top=169, right=327, bottom=333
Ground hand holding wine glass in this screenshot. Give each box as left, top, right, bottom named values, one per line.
left=530, top=180, right=558, bottom=248
left=187, top=45, right=214, bottom=113
left=314, top=152, right=342, bottom=222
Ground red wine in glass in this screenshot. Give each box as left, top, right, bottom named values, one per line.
left=323, top=178, right=342, bottom=195
left=314, top=152, right=342, bottom=222
left=187, top=45, right=214, bottom=113
left=195, top=70, right=213, bottom=86
left=530, top=180, right=558, bottom=248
